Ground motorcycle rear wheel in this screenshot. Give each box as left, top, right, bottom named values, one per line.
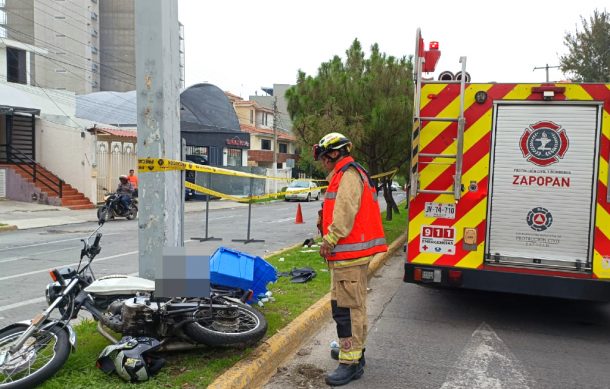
left=184, top=300, right=267, bottom=347
left=0, top=324, right=70, bottom=389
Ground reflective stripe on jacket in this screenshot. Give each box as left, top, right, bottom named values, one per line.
left=323, top=157, right=387, bottom=261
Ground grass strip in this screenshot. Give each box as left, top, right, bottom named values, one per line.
left=41, top=203, right=407, bottom=388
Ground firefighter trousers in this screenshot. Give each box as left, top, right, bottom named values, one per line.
left=330, top=262, right=368, bottom=364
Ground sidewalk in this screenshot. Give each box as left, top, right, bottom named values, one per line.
left=0, top=199, right=247, bottom=230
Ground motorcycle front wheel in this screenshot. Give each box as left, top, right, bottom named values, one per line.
left=0, top=324, right=70, bottom=388
left=97, top=206, right=111, bottom=223
left=184, top=300, right=267, bottom=347
left=126, top=205, right=138, bottom=220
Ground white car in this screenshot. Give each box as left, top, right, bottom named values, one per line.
left=284, top=180, right=321, bottom=202
left=391, top=182, right=400, bottom=191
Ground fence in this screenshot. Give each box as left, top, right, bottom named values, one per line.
left=96, top=142, right=137, bottom=202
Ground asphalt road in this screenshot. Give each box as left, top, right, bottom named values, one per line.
left=0, top=193, right=405, bottom=327
left=265, top=253, right=610, bottom=389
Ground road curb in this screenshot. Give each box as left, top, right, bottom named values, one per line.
left=208, top=230, right=408, bottom=389
left=0, top=225, right=17, bottom=233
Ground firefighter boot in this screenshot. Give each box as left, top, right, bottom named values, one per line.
left=331, top=348, right=366, bottom=367
left=324, top=363, right=364, bottom=386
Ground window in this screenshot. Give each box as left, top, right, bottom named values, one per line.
left=261, top=113, right=268, bottom=126
left=279, top=143, right=288, bottom=153
left=261, top=139, right=271, bottom=150
left=6, top=47, right=26, bottom=84
left=55, top=51, right=66, bottom=55
left=186, top=145, right=208, bottom=158
left=90, top=11, right=97, bottom=20
left=55, top=68, right=67, bottom=73
left=249, top=110, right=253, bottom=124
left=226, top=148, right=242, bottom=167
left=56, top=34, right=65, bottom=38
left=54, top=16, right=65, bottom=20
left=0, top=10, right=6, bottom=24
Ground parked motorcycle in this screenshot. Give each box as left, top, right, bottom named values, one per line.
left=0, top=224, right=268, bottom=388
left=97, top=192, right=138, bottom=222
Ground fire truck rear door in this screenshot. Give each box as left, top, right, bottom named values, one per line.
left=486, top=102, right=602, bottom=270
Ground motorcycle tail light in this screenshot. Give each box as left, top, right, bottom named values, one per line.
left=49, top=269, right=58, bottom=281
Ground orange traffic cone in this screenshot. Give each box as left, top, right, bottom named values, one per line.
left=295, top=204, right=304, bottom=224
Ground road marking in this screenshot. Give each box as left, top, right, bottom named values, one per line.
left=0, top=232, right=121, bottom=252
left=0, top=297, right=47, bottom=313
left=265, top=217, right=294, bottom=223
left=0, top=246, right=74, bottom=264
left=0, top=272, right=140, bottom=313
left=0, top=250, right=139, bottom=281
left=440, top=322, right=530, bottom=389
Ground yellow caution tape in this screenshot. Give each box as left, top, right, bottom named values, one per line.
left=185, top=180, right=329, bottom=203
left=140, top=157, right=398, bottom=186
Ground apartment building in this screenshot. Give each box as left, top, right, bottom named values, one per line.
left=0, top=0, right=184, bottom=94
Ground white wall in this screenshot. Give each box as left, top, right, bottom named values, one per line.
left=35, top=117, right=97, bottom=203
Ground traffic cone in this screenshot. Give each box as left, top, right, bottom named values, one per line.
left=295, top=204, right=304, bottom=224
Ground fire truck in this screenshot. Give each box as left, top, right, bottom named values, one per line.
left=404, top=28, right=610, bottom=301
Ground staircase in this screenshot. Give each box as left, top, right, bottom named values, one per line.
left=1, top=163, right=95, bottom=210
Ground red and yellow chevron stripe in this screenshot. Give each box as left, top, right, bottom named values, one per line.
left=407, top=83, right=610, bottom=279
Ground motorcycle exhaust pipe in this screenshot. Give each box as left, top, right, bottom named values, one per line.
left=97, top=321, right=119, bottom=344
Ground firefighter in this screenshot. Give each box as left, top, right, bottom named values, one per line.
left=313, top=132, right=388, bottom=386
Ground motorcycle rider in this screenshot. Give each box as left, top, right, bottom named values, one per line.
left=117, top=175, right=135, bottom=213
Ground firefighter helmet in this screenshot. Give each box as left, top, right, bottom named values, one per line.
left=313, top=132, right=352, bottom=161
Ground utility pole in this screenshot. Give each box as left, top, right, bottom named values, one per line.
left=272, top=96, right=278, bottom=195
left=533, top=64, right=560, bottom=82
left=135, top=0, right=183, bottom=280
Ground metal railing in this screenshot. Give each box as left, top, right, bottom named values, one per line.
left=0, top=144, right=63, bottom=198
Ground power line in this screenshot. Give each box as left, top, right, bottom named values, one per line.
left=2, top=36, right=84, bottom=129
left=34, top=1, right=137, bottom=79
left=2, top=8, right=136, bottom=83
left=1, top=24, right=136, bottom=88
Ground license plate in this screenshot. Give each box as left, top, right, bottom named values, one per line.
left=424, top=202, right=456, bottom=219
left=421, top=269, right=435, bottom=281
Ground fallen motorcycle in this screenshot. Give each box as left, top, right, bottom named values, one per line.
left=97, top=192, right=138, bottom=222
left=0, top=223, right=267, bottom=388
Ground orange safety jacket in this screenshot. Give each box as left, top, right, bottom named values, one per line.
left=322, top=157, right=387, bottom=261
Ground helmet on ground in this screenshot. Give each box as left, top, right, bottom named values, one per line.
left=96, top=336, right=165, bottom=382
left=313, top=132, right=352, bottom=161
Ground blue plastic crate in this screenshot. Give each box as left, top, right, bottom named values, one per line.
left=209, top=247, right=277, bottom=298
left=210, top=247, right=255, bottom=292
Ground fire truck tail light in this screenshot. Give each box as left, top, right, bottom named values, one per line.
left=414, top=268, right=422, bottom=281
left=448, top=270, right=462, bottom=283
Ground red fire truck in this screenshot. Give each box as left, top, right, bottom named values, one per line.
left=404, top=29, right=610, bottom=301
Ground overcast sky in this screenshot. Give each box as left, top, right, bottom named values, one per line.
left=178, top=0, right=607, bottom=99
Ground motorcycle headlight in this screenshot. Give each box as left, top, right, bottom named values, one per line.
left=45, top=281, right=63, bottom=306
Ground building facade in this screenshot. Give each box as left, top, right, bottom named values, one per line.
left=227, top=91, right=297, bottom=169
left=0, top=0, right=184, bottom=94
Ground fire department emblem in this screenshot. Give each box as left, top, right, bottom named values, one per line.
left=527, top=207, right=553, bottom=232
left=519, top=121, right=569, bottom=167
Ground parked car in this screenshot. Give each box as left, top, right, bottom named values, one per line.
left=391, top=181, right=400, bottom=191
left=285, top=180, right=320, bottom=202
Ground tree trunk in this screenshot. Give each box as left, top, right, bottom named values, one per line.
left=382, top=179, right=399, bottom=220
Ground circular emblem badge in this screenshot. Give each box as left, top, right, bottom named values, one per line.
left=519, top=121, right=569, bottom=167
left=526, top=207, right=553, bottom=231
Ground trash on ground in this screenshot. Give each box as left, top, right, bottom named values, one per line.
left=277, top=267, right=317, bottom=283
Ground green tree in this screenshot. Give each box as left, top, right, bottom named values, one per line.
left=286, top=39, right=414, bottom=219
left=560, top=9, right=610, bottom=82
